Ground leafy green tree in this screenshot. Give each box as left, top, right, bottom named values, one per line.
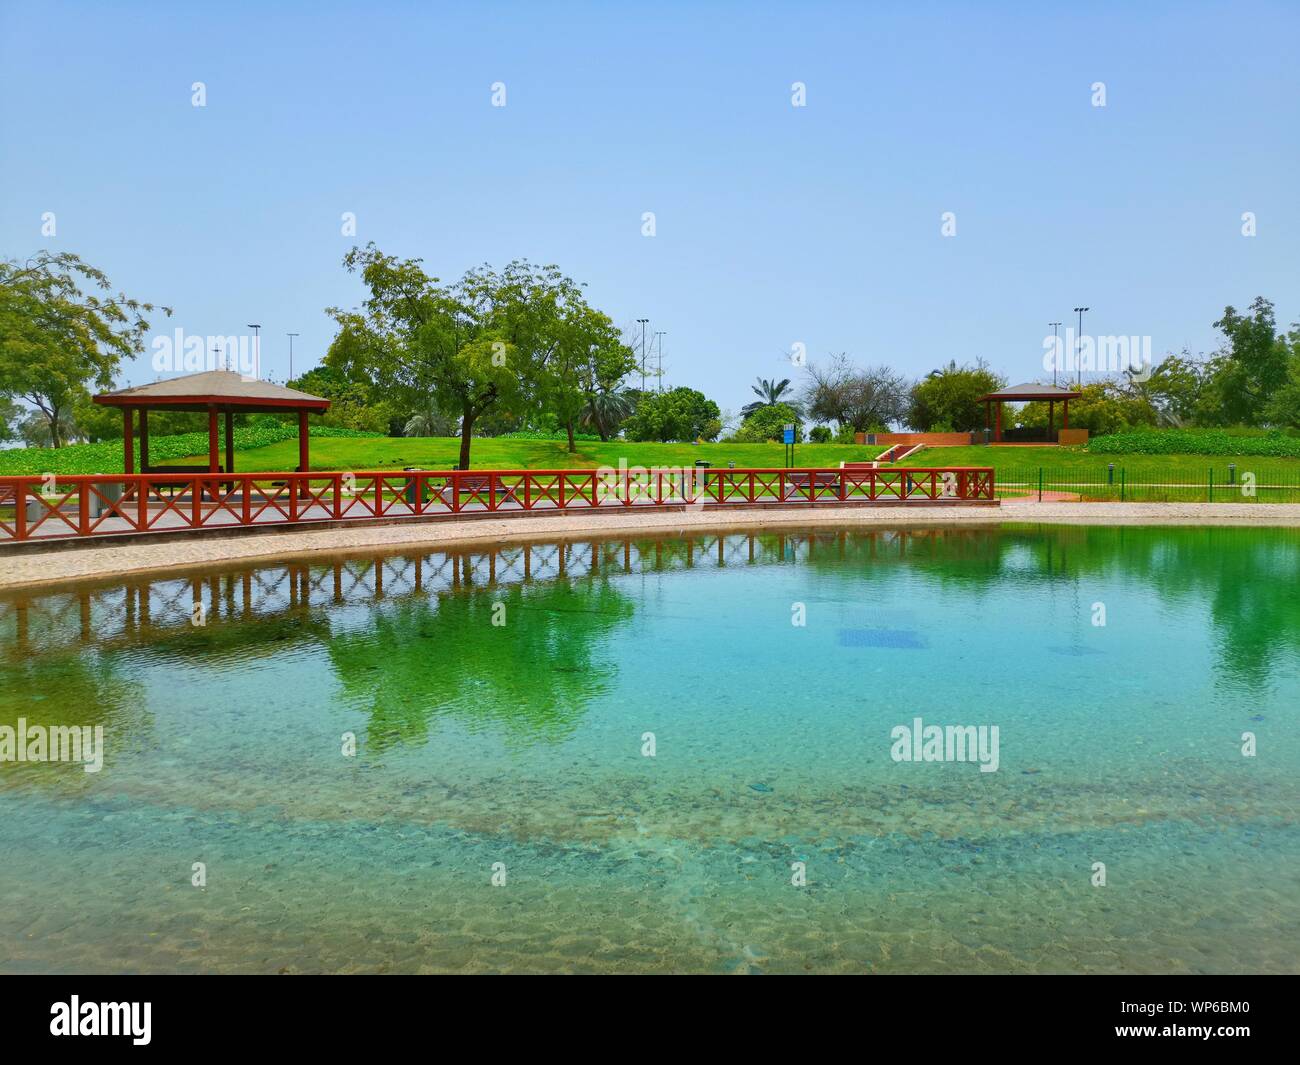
left=622, top=386, right=722, bottom=442
left=1019, top=379, right=1157, bottom=436
left=729, top=401, right=803, bottom=442
left=907, top=359, right=1004, bottom=431
left=1263, top=327, right=1300, bottom=428
left=740, top=376, right=793, bottom=417
left=293, top=365, right=395, bottom=433
left=0, top=396, right=24, bottom=443
left=1133, top=351, right=1206, bottom=427
left=327, top=245, right=585, bottom=468
left=0, top=251, right=169, bottom=447
left=539, top=304, right=636, bottom=451
left=1197, top=298, right=1290, bottom=426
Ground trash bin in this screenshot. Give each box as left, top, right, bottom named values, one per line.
left=402, top=467, right=425, bottom=506
left=88, top=477, right=123, bottom=519
left=694, top=460, right=711, bottom=468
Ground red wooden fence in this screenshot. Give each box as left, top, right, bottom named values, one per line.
left=0, top=466, right=995, bottom=544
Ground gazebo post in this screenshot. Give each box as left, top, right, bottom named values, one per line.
left=1048, top=400, right=1054, bottom=442
left=122, top=408, right=134, bottom=475
left=995, top=401, right=1003, bottom=442
left=140, top=409, right=150, bottom=471
left=1063, top=400, right=1070, bottom=429
left=207, top=408, right=219, bottom=473
left=224, top=410, right=234, bottom=473
left=298, top=410, right=309, bottom=472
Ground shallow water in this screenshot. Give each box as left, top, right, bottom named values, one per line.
left=1, top=524, right=1297, bottom=973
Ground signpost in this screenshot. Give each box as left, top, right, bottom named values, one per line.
left=783, top=424, right=795, bottom=467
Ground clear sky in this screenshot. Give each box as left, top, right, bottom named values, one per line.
left=2, top=0, right=1297, bottom=416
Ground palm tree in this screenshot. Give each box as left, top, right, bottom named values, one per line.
left=740, top=376, right=792, bottom=417
left=404, top=405, right=450, bottom=438
left=580, top=386, right=635, bottom=441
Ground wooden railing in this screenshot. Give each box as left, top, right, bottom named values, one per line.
left=0, top=466, right=996, bottom=543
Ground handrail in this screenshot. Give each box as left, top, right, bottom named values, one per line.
left=0, top=466, right=997, bottom=543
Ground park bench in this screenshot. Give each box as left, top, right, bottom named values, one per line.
left=437, top=474, right=520, bottom=508
left=783, top=471, right=842, bottom=499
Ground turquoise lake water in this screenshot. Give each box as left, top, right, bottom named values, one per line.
left=1, top=523, right=1297, bottom=973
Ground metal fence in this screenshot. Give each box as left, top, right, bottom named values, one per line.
left=995, top=465, right=1300, bottom=503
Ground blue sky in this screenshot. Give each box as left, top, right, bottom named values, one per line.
left=2, top=0, right=1297, bottom=416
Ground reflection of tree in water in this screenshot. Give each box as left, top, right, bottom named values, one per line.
left=805, top=524, right=1300, bottom=688
left=0, top=649, right=148, bottom=790
left=327, top=578, right=635, bottom=752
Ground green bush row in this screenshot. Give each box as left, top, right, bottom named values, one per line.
left=1089, top=429, right=1300, bottom=457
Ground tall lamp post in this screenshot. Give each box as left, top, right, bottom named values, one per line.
left=636, top=318, right=649, bottom=391
left=1049, top=322, right=1061, bottom=387
left=287, top=333, right=300, bottom=383
left=246, top=323, right=262, bottom=379
left=1072, top=307, right=1088, bottom=386
left=654, top=331, right=666, bottom=392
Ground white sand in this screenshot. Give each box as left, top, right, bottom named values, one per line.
left=3, top=501, right=1299, bottom=590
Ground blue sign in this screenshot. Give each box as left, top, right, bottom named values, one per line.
left=782, top=427, right=795, bottom=444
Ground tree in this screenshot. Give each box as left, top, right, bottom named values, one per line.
left=1130, top=351, right=1205, bottom=427
left=1019, top=379, right=1158, bottom=436
left=0, top=251, right=169, bottom=447
left=802, top=354, right=909, bottom=432
left=539, top=304, right=636, bottom=451
left=1199, top=298, right=1290, bottom=426
left=0, top=396, right=23, bottom=444
left=907, top=359, right=1004, bottom=431
left=729, top=401, right=803, bottom=442
left=622, top=386, right=721, bottom=442
left=581, top=385, right=636, bottom=441
left=293, top=365, right=395, bottom=434
left=1263, top=326, right=1300, bottom=428
left=327, top=246, right=584, bottom=468
left=740, top=376, right=793, bottom=417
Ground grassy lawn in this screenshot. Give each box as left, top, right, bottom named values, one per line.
left=176, top=436, right=1300, bottom=484
left=173, top=437, right=895, bottom=472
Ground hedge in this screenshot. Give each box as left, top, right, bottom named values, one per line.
left=1089, top=429, right=1300, bottom=458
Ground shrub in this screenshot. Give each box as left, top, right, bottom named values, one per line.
left=1088, top=428, right=1300, bottom=457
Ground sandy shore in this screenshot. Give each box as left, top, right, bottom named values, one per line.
left=3, top=500, right=1299, bottom=590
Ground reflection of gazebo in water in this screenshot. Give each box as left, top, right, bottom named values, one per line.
left=978, top=383, right=1082, bottom=443
left=94, top=370, right=330, bottom=474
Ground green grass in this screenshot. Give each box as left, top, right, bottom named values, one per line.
left=171, top=437, right=896, bottom=472
left=199, top=436, right=1300, bottom=484
left=9, top=434, right=1300, bottom=502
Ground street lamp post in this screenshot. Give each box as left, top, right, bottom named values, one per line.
left=636, top=318, right=649, bottom=391
left=654, top=331, right=665, bottom=392
left=1072, top=307, right=1088, bottom=386
left=246, top=324, right=262, bottom=379
left=287, top=333, right=300, bottom=382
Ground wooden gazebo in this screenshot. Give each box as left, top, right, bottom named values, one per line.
left=977, top=383, right=1081, bottom=442
left=94, top=370, right=330, bottom=475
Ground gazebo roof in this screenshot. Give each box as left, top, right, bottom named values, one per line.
left=94, top=370, right=330, bottom=412
left=978, top=382, right=1082, bottom=402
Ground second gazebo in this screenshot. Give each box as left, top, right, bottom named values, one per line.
left=977, top=383, right=1082, bottom=443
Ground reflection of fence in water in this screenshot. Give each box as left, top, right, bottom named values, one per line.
left=0, top=527, right=991, bottom=654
